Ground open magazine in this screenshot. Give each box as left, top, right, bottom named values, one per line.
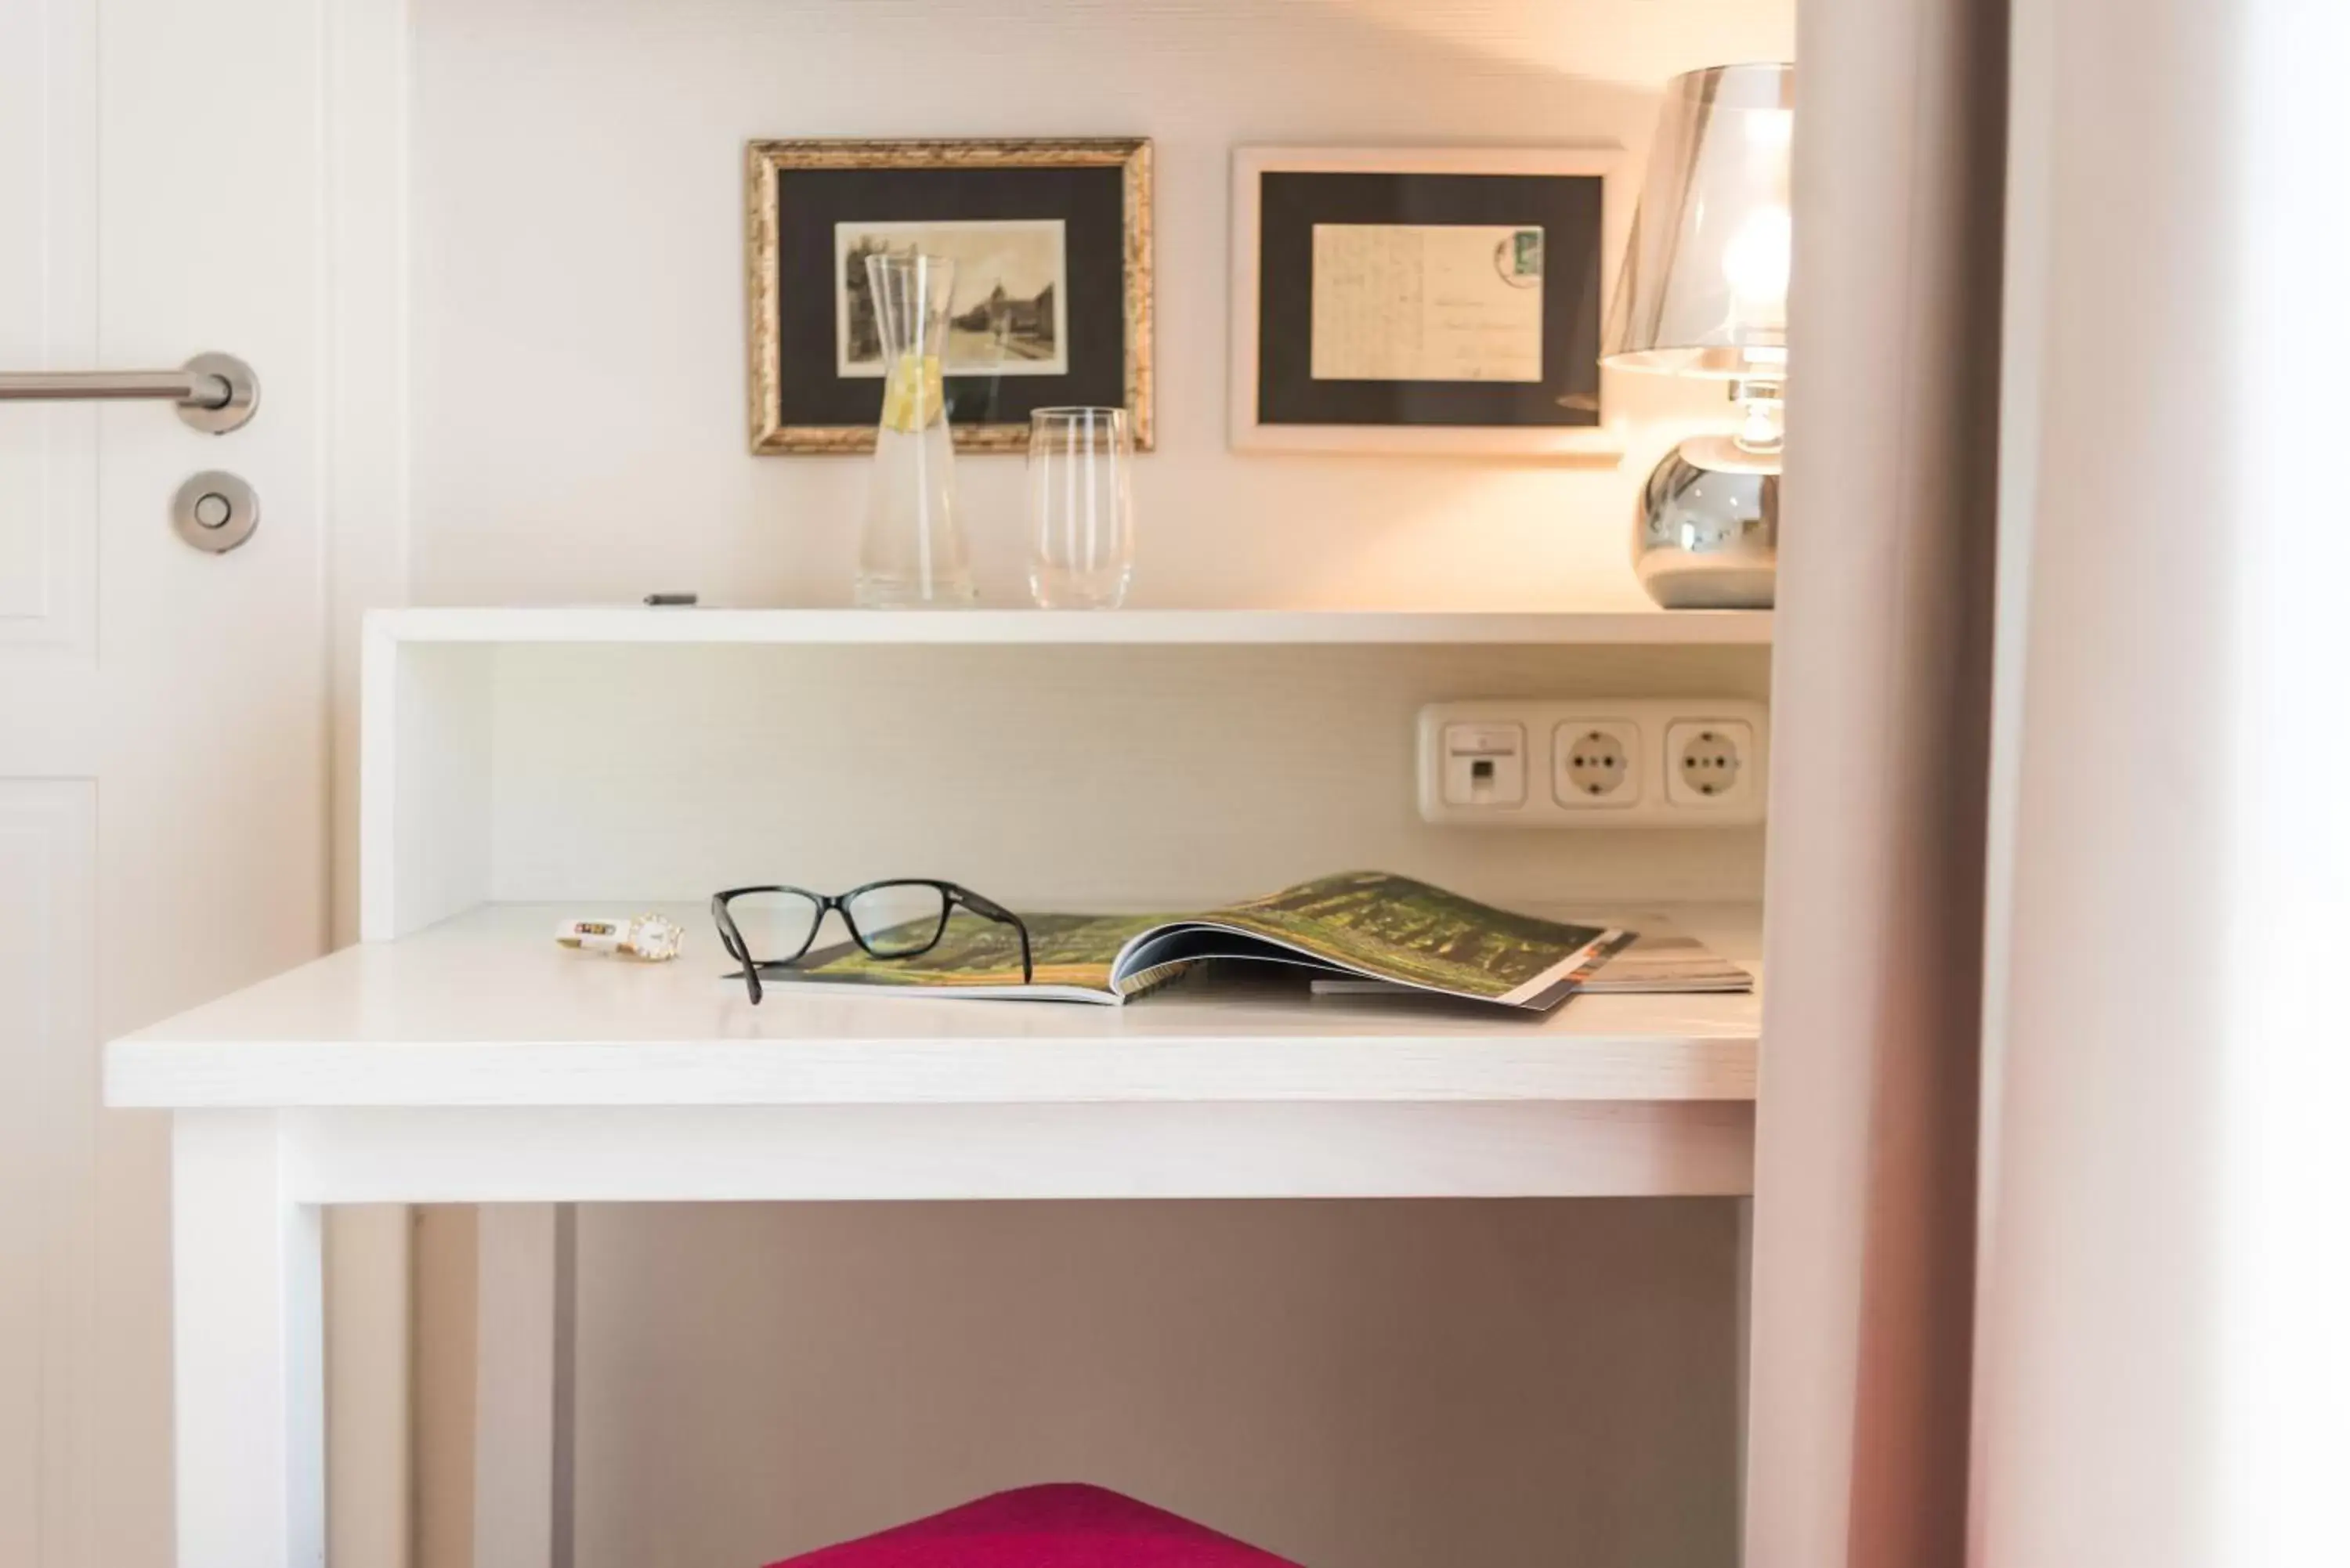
left=1308, top=915, right=1752, bottom=999
left=758, top=871, right=1636, bottom=1012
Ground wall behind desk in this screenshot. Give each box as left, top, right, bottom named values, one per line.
left=577, top=1201, right=1744, bottom=1568
left=410, top=0, right=1795, bottom=613
left=403, top=2, right=1794, bottom=1562
left=485, top=642, right=1771, bottom=911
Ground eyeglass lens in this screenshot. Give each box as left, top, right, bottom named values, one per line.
left=844, top=882, right=951, bottom=956
left=721, top=890, right=822, bottom=965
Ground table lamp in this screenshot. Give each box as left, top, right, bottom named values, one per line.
left=1603, top=62, right=1795, bottom=609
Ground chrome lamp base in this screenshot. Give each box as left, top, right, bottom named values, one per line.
left=1632, top=433, right=1780, bottom=610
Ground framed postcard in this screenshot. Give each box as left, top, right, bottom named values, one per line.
left=1230, top=146, right=1625, bottom=457
left=746, top=137, right=1153, bottom=454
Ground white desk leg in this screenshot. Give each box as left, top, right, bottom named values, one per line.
left=172, top=1110, right=325, bottom=1568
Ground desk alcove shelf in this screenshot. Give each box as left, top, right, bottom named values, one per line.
left=103, top=602, right=1766, bottom=1568
left=110, top=604, right=1770, bottom=1202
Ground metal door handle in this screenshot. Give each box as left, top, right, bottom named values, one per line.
left=0, top=352, right=258, bottom=433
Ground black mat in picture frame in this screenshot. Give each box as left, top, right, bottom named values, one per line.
left=1230, top=146, right=1624, bottom=457
left=745, top=137, right=1154, bottom=455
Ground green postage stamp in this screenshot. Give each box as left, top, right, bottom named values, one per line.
left=1511, top=226, right=1545, bottom=280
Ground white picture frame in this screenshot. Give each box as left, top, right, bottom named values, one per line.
left=1229, top=145, right=1629, bottom=458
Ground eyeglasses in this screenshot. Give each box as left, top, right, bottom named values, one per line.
left=709, top=880, right=1032, bottom=1005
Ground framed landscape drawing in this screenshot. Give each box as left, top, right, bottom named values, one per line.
left=746, top=137, right=1154, bottom=454
left=1229, top=146, right=1626, bottom=457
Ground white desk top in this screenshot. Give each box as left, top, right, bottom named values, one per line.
left=105, top=902, right=1762, bottom=1110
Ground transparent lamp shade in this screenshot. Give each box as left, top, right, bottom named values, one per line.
left=1603, top=62, right=1796, bottom=381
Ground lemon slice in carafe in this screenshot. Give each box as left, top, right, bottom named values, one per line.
left=878, top=353, right=947, bottom=434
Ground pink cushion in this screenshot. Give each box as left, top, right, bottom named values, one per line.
left=765, top=1483, right=1301, bottom=1567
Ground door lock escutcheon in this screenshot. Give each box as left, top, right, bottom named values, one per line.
left=172, top=471, right=259, bottom=554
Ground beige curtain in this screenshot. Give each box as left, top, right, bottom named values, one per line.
left=1745, top=0, right=2004, bottom=1561
left=1752, top=1, right=2350, bottom=1564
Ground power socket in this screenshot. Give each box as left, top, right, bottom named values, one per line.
left=1665, top=719, right=1760, bottom=809
left=1418, top=699, right=1768, bottom=827
left=1553, top=721, right=1640, bottom=808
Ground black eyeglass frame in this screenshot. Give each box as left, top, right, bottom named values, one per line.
left=709, top=879, right=1033, bottom=1004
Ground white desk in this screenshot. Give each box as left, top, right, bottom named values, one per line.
left=104, top=899, right=1759, bottom=1568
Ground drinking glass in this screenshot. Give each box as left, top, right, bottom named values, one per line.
left=857, top=252, right=975, bottom=608
left=1025, top=406, right=1134, bottom=609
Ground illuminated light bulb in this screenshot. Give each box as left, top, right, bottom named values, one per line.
left=1723, top=203, right=1792, bottom=309
left=1744, top=107, right=1795, bottom=151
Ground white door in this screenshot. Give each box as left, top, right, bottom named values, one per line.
left=2, top=4, right=352, bottom=1566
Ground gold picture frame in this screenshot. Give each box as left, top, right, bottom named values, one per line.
left=745, top=137, right=1155, bottom=455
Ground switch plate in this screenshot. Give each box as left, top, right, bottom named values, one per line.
left=1418, top=699, right=1769, bottom=827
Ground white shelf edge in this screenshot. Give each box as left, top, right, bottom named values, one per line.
left=364, top=605, right=1775, bottom=648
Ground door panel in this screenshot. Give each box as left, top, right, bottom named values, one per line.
left=92, top=0, right=332, bottom=1032
left=2, top=3, right=336, bottom=1567
left=0, top=4, right=103, bottom=1563
left=0, top=0, right=95, bottom=651
left=0, top=786, right=96, bottom=1568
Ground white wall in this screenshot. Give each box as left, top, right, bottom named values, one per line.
left=403, top=2, right=1795, bottom=1562
left=410, top=0, right=1796, bottom=613
left=577, top=1201, right=1744, bottom=1568
left=486, top=642, right=1771, bottom=912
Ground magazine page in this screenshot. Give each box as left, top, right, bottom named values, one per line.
left=1567, top=917, right=1752, bottom=994
left=1307, top=915, right=1753, bottom=999
left=1117, top=871, right=1628, bottom=1011
left=757, top=912, right=1177, bottom=1004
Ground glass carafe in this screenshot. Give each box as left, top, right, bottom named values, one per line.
left=856, top=252, right=975, bottom=608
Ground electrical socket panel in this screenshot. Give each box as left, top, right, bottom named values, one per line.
left=1416, top=699, right=1770, bottom=828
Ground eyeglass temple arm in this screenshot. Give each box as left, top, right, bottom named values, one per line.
left=953, top=889, right=1034, bottom=983
left=710, top=898, right=765, bottom=1004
